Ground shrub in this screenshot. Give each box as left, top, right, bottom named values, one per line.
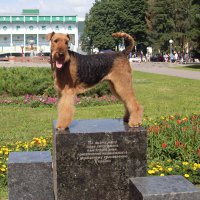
left=0, top=67, right=111, bottom=97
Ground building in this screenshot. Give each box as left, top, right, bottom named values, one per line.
left=0, top=9, right=80, bottom=55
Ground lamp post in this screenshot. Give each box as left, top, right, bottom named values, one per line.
left=20, top=45, right=24, bottom=57
left=29, top=40, right=34, bottom=57
left=169, top=39, right=173, bottom=63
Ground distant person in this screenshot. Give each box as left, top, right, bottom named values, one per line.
left=174, top=51, right=178, bottom=62
left=164, top=53, right=168, bottom=62
left=140, top=51, right=143, bottom=62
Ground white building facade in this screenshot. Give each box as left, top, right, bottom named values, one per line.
left=0, top=9, right=79, bottom=55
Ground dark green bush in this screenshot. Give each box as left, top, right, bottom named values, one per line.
left=0, top=67, right=111, bottom=97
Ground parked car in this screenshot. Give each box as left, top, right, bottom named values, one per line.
left=150, top=54, right=164, bottom=62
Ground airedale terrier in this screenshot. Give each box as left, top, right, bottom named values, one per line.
left=47, top=32, right=143, bottom=130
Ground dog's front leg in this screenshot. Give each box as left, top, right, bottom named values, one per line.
left=56, top=91, right=75, bottom=131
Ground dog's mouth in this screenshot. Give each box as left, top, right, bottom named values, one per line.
left=56, top=57, right=65, bottom=69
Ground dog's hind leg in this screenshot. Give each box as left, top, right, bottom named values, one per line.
left=108, top=71, right=143, bottom=127
left=109, top=81, right=129, bottom=122
left=56, top=90, right=75, bottom=130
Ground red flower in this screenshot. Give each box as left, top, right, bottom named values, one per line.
left=162, top=143, right=167, bottom=148
left=198, top=148, right=200, bottom=158
left=177, top=120, right=182, bottom=124
left=181, top=144, right=186, bottom=148
left=182, top=126, right=187, bottom=131
left=153, top=126, right=160, bottom=134
left=175, top=141, right=181, bottom=147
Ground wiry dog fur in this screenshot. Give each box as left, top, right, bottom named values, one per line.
left=47, top=32, right=143, bottom=130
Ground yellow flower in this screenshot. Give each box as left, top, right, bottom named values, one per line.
left=193, top=167, right=197, bottom=171
left=167, top=167, right=173, bottom=172
left=194, top=163, right=198, bottom=167
left=0, top=168, right=6, bottom=172
left=148, top=170, right=155, bottom=174
left=160, top=173, right=165, bottom=176
left=184, top=174, right=190, bottom=178
left=167, top=159, right=171, bottom=163
left=0, top=151, right=3, bottom=154
left=197, top=164, right=200, bottom=168
left=159, top=167, right=163, bottom=171
left=182, top=162, right=189, bottom=166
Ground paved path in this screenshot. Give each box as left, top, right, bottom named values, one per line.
left=131, top=62, right=200, bottom=80
left=0, top=60, right=200, bottom=80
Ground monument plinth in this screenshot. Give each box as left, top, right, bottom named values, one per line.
left=53, top=119, right=147, bottom=200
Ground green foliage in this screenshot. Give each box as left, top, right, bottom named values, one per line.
left=146, top=0, right=199, bottom=55
left=0, top=67, right=111, bottom=97
left=82, top=0, right=148, bottom=51
left=0, top=67, right=54, bottom=96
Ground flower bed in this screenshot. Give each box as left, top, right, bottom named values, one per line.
left=0, top=94, right=120, bottom=108
left=0, top=113, right=199, bottom=186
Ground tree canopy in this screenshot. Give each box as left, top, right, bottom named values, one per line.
left=81, top=0, right=200, bottom=57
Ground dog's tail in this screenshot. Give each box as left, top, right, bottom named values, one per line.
left=112, top=32, right=134, bottom=56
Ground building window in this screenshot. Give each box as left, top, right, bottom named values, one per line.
left=68, top=26, right=72, bottom=30
left=42, top=26, right=46, bottom=30
left=16, top=26, right=20, bottom=31
left=3, top=26, right=7, bottom=31
left=29, top=26, right=34, bottom=31
left=55, top=26, right=59, bottom=31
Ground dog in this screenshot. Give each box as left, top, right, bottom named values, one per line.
left=47, top=32, right=143, bottom=130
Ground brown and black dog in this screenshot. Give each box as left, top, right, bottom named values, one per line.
left=47, top=32, right=143, bottom=130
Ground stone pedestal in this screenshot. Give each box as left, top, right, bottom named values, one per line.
left=8, top=151, right=54, bottom=200
left=53, top=119, right=147, bottom=200
left=129, top=175, right=200, bottom=200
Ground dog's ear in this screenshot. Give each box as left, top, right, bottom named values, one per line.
left=46, top=32, right=55, bottom=41
left=66, top=34, right=70, bottom=41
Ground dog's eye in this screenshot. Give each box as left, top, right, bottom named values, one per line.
left=54, top=39, right=58, bottom=43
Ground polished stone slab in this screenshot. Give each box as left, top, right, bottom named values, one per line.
left=129, top=175, right=200, bottom=200
left=53, top=119, right=147, bottom=200
left=8, top=151, right=54, bottom=200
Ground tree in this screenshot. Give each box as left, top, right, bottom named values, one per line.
left=188, top=0, right=200, bottom=57
left=146, top=0, right=198, bottom=55
left=81, top=0, right=148, bottom=52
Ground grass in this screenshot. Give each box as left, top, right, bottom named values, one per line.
left=171, top=64, right=200, bottom=72
left=0, top=71, right=199, bottom=145
left=0, top=71, right=200, bottom=199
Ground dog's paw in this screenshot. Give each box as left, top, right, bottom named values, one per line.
left=128, top=122, right=142, bottom=128
left=56, top=126, right=69, bottom=132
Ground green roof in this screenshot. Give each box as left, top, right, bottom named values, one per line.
left=22, top=9, right=39, bottom=15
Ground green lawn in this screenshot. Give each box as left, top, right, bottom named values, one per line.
left=171, top=64, right=200, bottom=71
left=0, top=71, right=199, bottom=145
left=0, top=71, right=200, bottom=199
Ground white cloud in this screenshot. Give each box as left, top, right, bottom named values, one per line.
left=0, top=0, right=95, bottom=18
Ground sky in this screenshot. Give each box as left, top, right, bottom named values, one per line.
left=0, top=0, right=95, bottom=19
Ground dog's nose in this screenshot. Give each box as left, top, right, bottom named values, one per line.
left=59, top=52, right=64, bottom=57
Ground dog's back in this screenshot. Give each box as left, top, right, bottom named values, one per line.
left=71, top=32, right=134, bottom=85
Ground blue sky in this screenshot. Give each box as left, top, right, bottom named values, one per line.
left=0, top=0, right=95, bottom=18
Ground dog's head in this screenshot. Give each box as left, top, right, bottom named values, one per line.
left=47, top=32, right=70, bottom=69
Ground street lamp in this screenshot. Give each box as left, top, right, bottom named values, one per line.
left=29, top=40, right=34, bottom=57
left=169, top=39, right=173, bottom=63
left=20, top=45, right=24, bottom=57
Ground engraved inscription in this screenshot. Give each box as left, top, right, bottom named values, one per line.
left=77, top=140, right=128, bottom=163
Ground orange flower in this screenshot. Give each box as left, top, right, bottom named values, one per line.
left=182, top=126, right=187, bottom=131
left=175, top=141, right=181, bottom=147
left=182, top=117, right=188, bottom=122
left=177, top=119, right=182, bottom=124
left=162, top=143, right=167, bottom=148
